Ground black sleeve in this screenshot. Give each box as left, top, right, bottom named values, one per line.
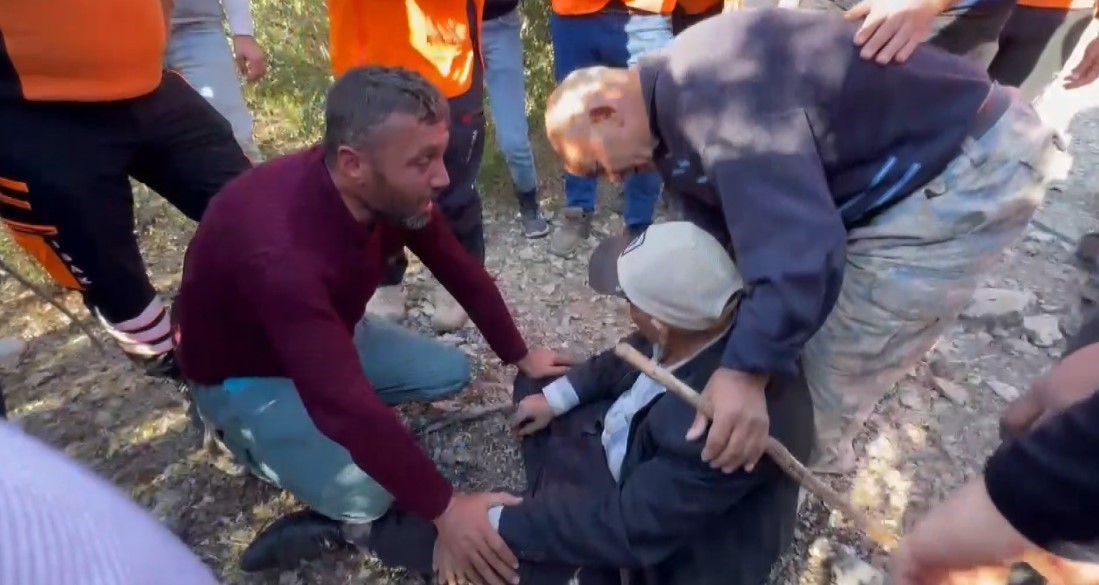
left=984, top=389, right=1099, bottom=549
left=698, top=108, right=847, bottom=376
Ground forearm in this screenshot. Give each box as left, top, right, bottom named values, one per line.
left=905, top=479, right=1032, bottom=572
left=220, top=0, right=255, bottom=36
left=409, top=218, right=528, bottom=364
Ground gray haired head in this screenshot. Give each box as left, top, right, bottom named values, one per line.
left=322, top=66, right=447, bottom=164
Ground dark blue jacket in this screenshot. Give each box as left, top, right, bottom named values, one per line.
left=497, top=330, right=815, bottom=585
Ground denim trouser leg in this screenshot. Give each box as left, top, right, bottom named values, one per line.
left=550, top=13, right=602, bottom=212
left=621, top=14, right=671, bottom=229
left=483, top=9, right=539, bottom=195
left=165, top=22, right=263, bottom=163
left=549, top=11, right=670, bottom=225
left=191, top=319, right=472, bottom=523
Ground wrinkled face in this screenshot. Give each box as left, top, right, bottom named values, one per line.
left=546, top=86, right=655, bottom=184
left=337, top=113, right=451, bottom=224
left=551, top=122, right=656, bottom=185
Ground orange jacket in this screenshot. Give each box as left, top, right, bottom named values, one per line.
left=0, top=0, right=166, bottom=101
left=327, top=0, right=485, bottom=98
left=551, top=0, right=676, bottom=16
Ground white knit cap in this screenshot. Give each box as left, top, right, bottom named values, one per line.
left=587, top=221, right=744, bottom=331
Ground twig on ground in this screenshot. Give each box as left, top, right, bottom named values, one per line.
left=0, top=256, right=108, bottom=355
left=413, top=403, right=513, bottom=436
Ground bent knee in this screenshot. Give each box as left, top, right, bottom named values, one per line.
left=422, top=347, right=472, bottom=400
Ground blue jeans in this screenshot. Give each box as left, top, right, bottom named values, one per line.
left=550, top=11, right=671, bottom=228
left=191, top=319, right=471, bottom=522
left=165, top=21, right=262, bottom=163
left=483, top=9, right=539, bottom=195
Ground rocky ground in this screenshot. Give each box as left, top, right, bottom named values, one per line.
left=2, top=24, right=1099, bottom=585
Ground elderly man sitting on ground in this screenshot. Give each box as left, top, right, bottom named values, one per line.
left=354, top=221, right=814, bottom=585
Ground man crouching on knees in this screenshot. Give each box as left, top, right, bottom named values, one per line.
left=358, top=221, right=814, bottom=585
left=173, top=66, right=573, bottom=583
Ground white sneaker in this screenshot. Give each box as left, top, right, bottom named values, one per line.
left=365, top=286, right=407, bottom=321
left=431, top=286, right=468, bottom=332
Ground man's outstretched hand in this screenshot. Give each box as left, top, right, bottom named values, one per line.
left=516, top=348, right=576, bottom=379
left=845, top=0, right=948, bottom=64
left=686, top=367, right=770, bottom=473
left=433, top=491, right=523, bottom=585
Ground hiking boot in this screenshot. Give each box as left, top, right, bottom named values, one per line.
left=549, top=207, right=592, bottom=257
left=239, top=510, right=350, bottom=573
left=431, top=285, right=468, bottom=332
left=365, top=285, right=407, bottom=321
left=517, top=190, right=550, bottom=239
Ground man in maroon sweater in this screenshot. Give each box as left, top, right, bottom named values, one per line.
left=173, top=66, right=570, bottom=584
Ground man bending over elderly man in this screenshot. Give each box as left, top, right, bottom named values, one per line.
left=357, top=221, right=814, bottom=585
left=542, top=7, right=1062, bottom=476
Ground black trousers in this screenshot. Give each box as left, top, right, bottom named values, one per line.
left=367, top=375, right=620, bottom=585
left=0, top=71, right=250, bottom=344
left=987, top=5, right=1093, bottom=102
left=817, top=0, right=1017, bottom=68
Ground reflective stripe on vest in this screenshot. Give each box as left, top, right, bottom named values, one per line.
left=327, top=0, right=485, bottom=98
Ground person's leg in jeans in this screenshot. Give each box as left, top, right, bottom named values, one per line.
left=619, top=13, right=671, bottom=236
left=192, top=318, right=472, bottom=572
left=483, top=8, right=550, bottom=239
left=987, top=5, right=1093, bottom=102
left=803, top=99, right=1058, bottom=474
left=549, top=13, right=607, bottom=257
left=165, top=22, right=263, bottom=164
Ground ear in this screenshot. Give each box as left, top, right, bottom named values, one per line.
left=588, top=104, right=617, bottom=124
left=336, top=145, right=369, bottom=181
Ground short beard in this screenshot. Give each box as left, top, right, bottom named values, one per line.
left=368, top=167, right=432, bottom=230
left=402, top=212, right=432, bottom=230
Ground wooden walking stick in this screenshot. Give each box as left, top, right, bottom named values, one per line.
left=614, top=343, right=901, bottom=551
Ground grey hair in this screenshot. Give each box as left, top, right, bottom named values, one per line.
left=323, top=66, right=447, bottom=164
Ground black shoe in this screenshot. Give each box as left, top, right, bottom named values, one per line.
left=135, top=350, right=183, bottom=381
left=239, top=510, right=349, bottom=572
left=517, top=190, right=550, bottom=239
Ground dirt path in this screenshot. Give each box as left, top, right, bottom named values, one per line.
left=1, top=62, right=1098, bottom=585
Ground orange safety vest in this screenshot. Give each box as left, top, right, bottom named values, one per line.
left=0, top=0, right=166, bottom=101
left=327, top=0, right=485, bottom=99
left=551, top=0, right=677, bottom=16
